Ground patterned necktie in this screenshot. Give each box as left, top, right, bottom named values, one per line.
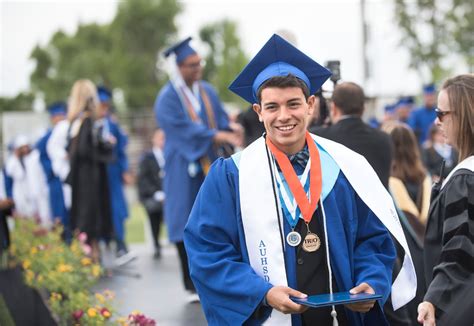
left=289, top=146, right=309, bottom=171
left=276, top=145, right=309, bottom=174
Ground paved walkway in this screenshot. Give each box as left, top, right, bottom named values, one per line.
left=94, top=243, right=207, bottom=326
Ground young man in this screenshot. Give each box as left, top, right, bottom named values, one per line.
left=154, top=37, right=241, bottom=300
left=36, top=102, right=69, bottom=227
left=184, top=34, right=416, bottom=325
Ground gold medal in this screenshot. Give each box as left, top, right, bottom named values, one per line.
left=302, top=232, right=321, bottom=252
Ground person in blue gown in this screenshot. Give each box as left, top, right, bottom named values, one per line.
left=408, top=84, right=437, bottom=145
left=97, top=86, right=132, bottom=259
left=0, top=168, right=14, bottom=256
left=36, top=102, right=69, bottom=229
left=184, top=34, right=416, bottom=325
left=154, top=37, right=241, bottom=297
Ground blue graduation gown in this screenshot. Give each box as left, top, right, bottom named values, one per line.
left=184, top=157, right=396, bottom=326
left=3, top=168, right=13, bottom=199
left=154, top=81, right=230, bottom=242
left=407, top=106, right=436, bottom=144
left=36, top=130, right=68, bottom=225
left=106, top=118, right=129, bottom=241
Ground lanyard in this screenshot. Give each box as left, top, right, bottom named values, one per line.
left=266, top=132, right=322, bottom=225
left=274, top=157, right=311, bottom=227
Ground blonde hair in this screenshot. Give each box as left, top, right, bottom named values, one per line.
left=441, top=74, right=474, bottom=161
left=67, top=79, right=99, bottom=121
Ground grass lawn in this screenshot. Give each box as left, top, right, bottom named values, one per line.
left=125, top=204, right=147, bottom=244
left=125, top=203, right=167, bottom=244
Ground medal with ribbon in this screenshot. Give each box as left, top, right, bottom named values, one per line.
left=266, top=132, right=323, bottom=252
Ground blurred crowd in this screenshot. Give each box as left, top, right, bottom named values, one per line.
left=0, top=65, right=457, bottom=272
left=0, top=81, right=160, bottom=266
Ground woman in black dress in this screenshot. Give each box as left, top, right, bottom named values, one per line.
left=417, top=74, right=474, bottom=326
left=66, top=80, right=113, bottom=263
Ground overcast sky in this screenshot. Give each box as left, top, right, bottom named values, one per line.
left=0, top=0, right=459, bottom=99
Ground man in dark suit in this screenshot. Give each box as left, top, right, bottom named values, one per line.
left=137, top=129, right=166, bottom=259
left=314, top=82, right=392, bottom=189
left=316, top=82, right=415, bottom=325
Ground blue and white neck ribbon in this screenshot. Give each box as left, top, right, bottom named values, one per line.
left=274, top=158, right=311, bottom=229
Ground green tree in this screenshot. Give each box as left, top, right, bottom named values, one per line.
left=29, top=0, right=181, bottom=110
left=0, top=92, right=35, bottom=112
left=109, top=0, right=181, bottom=108
left=447, top=0, right=474, bottom=71
left=394, top=0, right=474, bottom=83
left=199, top=19, right=248, bottom=107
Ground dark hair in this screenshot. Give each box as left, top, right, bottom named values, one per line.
left=427, top=124, right=441, bottom=142
left=256, top=74, right=310, bottom=103
left=331, top=82, right=365, bottom=116
left=388, top=123, right=426, bottom=184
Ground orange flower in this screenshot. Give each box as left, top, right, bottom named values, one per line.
left=57, top=264, right=73, bottom=273
left=22, top=259, right=31, bottom=270
left=87, top=307, right=97, bottom=318
left=91, top=265, right=101, bottom=277
left=100, top=307, right=111, bottom=318
left=50, top=292, right=62, bottom=301
left=81, top=257, right=92, bottom=266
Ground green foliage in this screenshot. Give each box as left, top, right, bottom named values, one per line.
left=0, top=92, right=35, bottom=112
left=29, top=0, right=181, bottom=109
left=9, top=219, right=114, bottom=325
left=394, top=0, right=474, bottom=83
left=199, top=19, right=249, bottom=108
left=9, top=218, right=157, bottom=325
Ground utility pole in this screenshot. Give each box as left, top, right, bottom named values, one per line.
left=360, top=0, right=370, bottom=87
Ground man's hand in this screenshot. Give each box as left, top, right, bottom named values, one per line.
left=122, top=172, right=134, bottom=185
left=0, top=198, right=14, bottom=210
left=417, top=301, right=436, bottom=326
left=265, top=286, right=308, bottom=314
left=345, top=283, right=376, bottom=312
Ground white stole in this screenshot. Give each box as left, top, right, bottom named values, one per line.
left=239, top=137, right=289, bottom=325
left=312, top=135, right=416, bottom=310
left=239, top=135, right=417, bottom=326
left=441, top=156, right=474, bottom=189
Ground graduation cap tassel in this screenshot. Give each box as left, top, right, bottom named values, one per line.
left=320, top=199, right=339, bottom=326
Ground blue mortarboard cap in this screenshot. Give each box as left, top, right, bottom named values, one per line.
left=228, top=34, right=332, bottom=103
left=47, top=101, right=67, bottom=116
left=423, top=83, right=436, bottom=94
left=385, top=103, right=396, bottom=113
left=396, top=96, right=414, bottom=108
left=163, top=37, right=197, bottom=65
left=97, top=86, right=112, bottom=103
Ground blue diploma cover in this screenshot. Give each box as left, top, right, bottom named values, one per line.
left=291, top=292, right=382, bottom=308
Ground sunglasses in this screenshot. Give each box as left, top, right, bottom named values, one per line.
left=435, top=108, right=452, bottom=122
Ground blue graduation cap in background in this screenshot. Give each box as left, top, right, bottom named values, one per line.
left=396, top=96, right=414, bottom=108
left=384, top=103, right=396, bottom=113
left=47, top=101, right=67, bottom=117
left=423, top=83, right=436, bottom=94
left=228, top=34, right=332, bottom=104
left=163, top=37, right=197, bottom=65
left=97, top=86, right=112, bottom=103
